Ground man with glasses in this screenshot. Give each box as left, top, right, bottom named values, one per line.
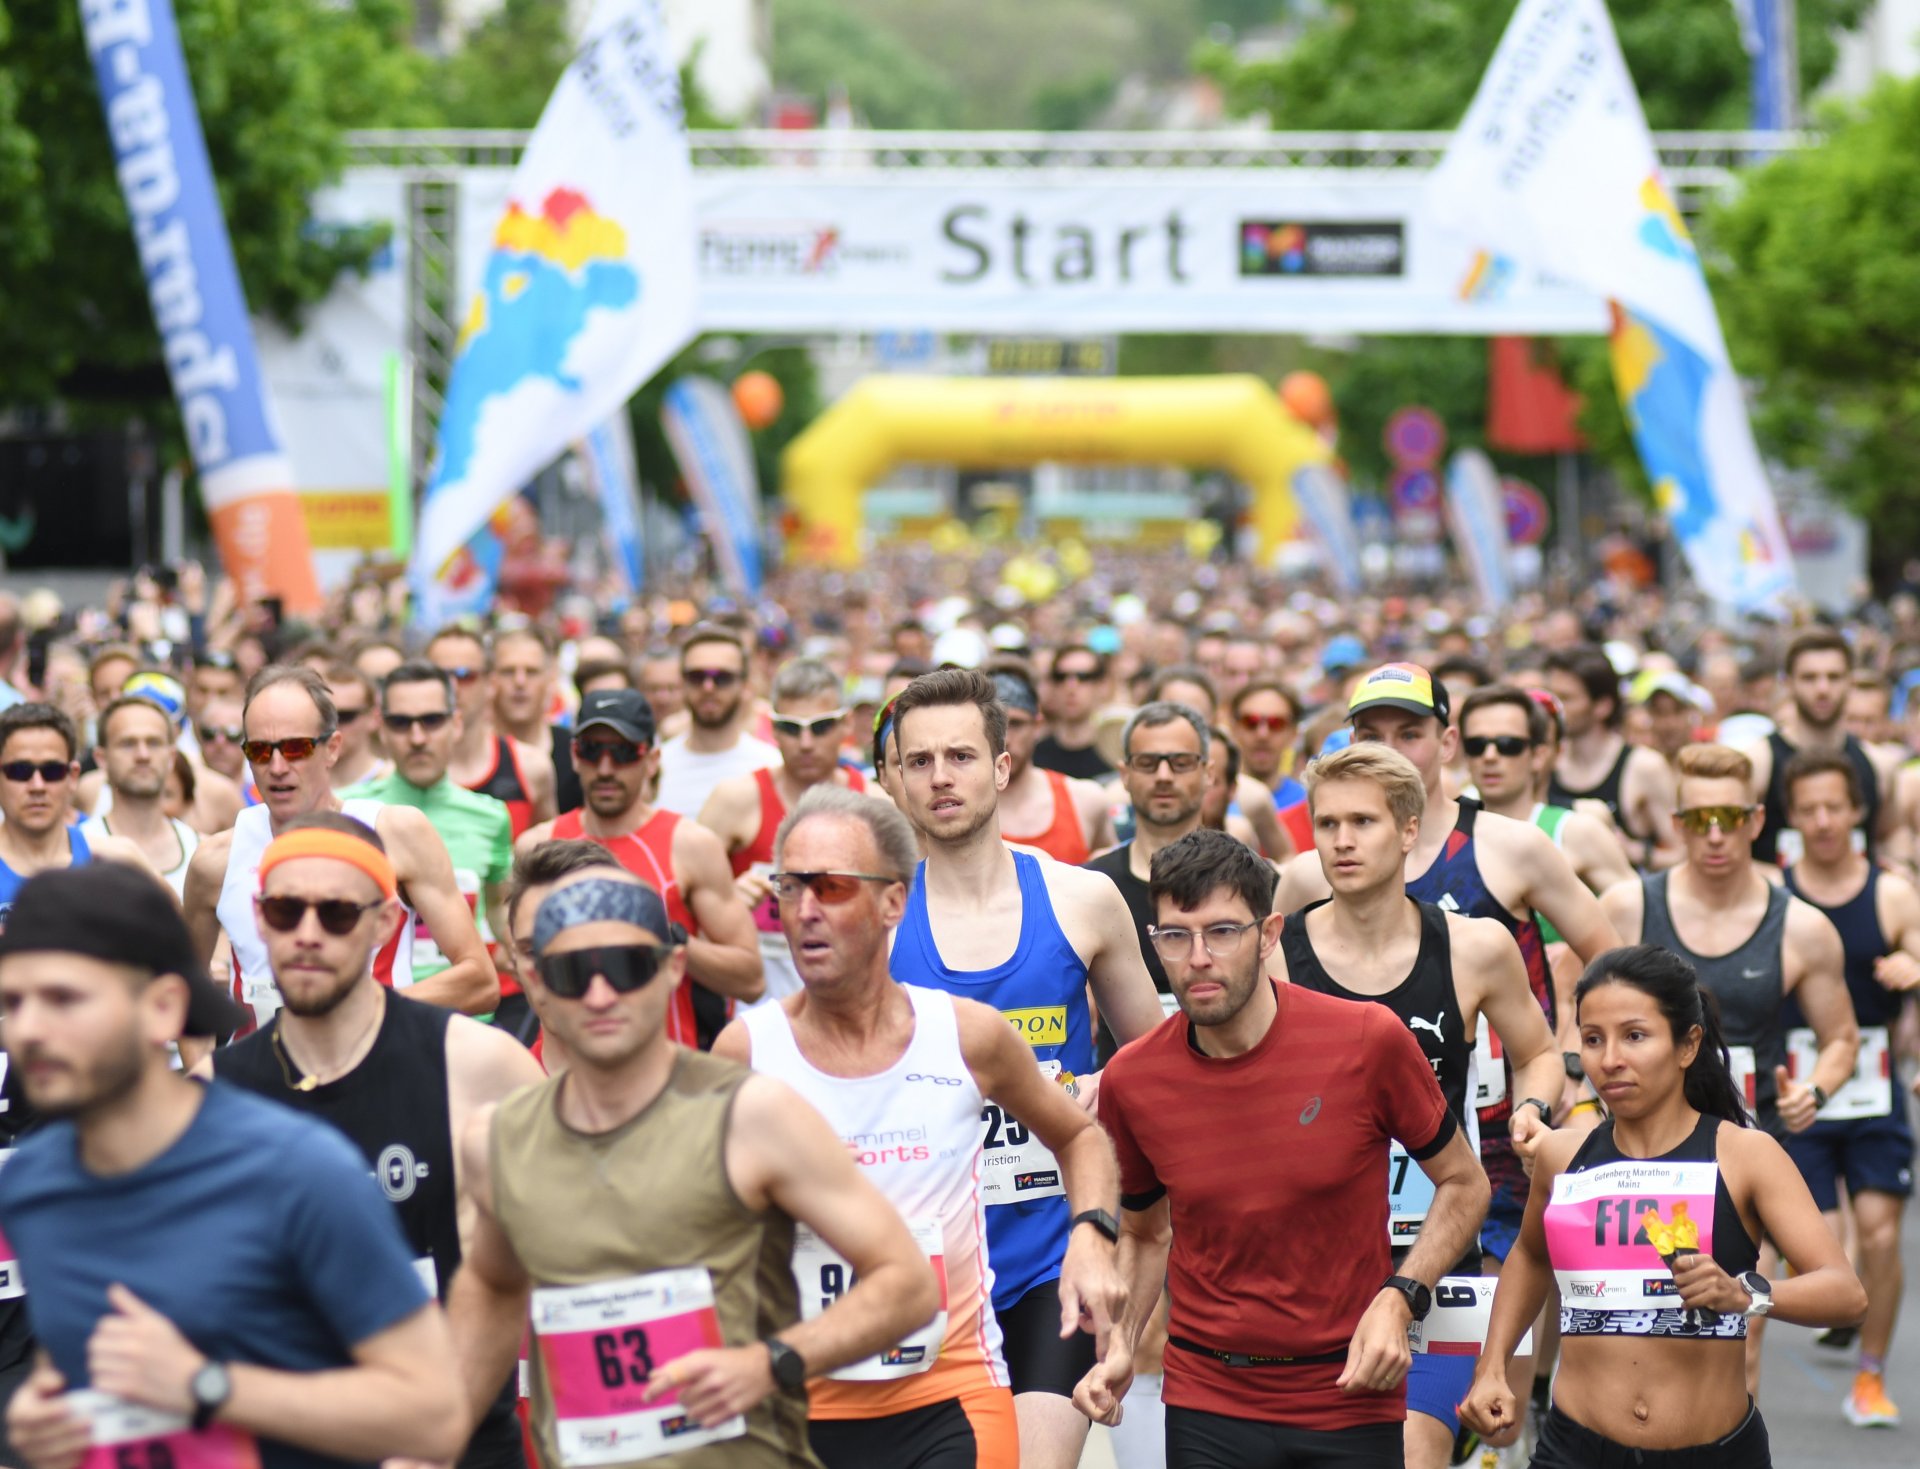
left=342, top=663, right=517, bottom=1016
left=324, top=664, right=390, bottom=792
left=658, top=624, right=779, bottom=818
left=1280, top=745, right=1556, bottom=1469
left=996, top=667, right=1114, bottom=866
left=699, top=657, right=884, bottom=1003
left=1033, top=645, right=1114, bottom=783
left=885, top=669, right=1161, bottom=1469
left=428, top=627, right=556, bottom=840
left=1075, top=828, right=1488, bottom=1467
left=1599, top=742, right=1858, bottom=1140
left=443, top=864, right=939, bottom=1469
left=1230, top=678, right=1307, bottom=817
left=194, top=692, right=259, bottom=816
left=714, top=785, right=1124, bottom=1469
left=184, top=665, right=497, bottom=1029
left=0, top=704, right=150, bottom=925
left=210, top=812, right=545, bottom=1469
left=78, top=695, right=201, bottom=898
left=519, top=688, right=763, bottom=1048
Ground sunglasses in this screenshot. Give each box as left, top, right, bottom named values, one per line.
left=384, top=711, right=452, bottom=734
left=242, top=737, right=321, bottom=765
left=257, top=895, right=383, bottom=935
left=1238, top=714, right=1293, bottom=735
left=1462, top=735, right=1534, bottom=758
left=1126, top=751, right=1204, bottom=775
left=684, top=668, right=741, bottom=689
left=573, top=737, right=648, bottom=767
left=334, top=706, right=367, bottom=727
left=439, top=666, right=484, bottom=684
left=772, top=711, right=845, bottom=739
left=1676, top=805, right=1754, bottom=835
left=769, top=871, right=897, bottom=905
left=537, top=943, right=666, bottom=998
left=1050, top=668, right=1102, bottom=685
left=1, top=760, right=69, bottom=784
left=198, top=724, right=242, bottom=745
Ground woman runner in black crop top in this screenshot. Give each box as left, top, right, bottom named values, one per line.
left=1460, top=945, right=1865, bottom=1466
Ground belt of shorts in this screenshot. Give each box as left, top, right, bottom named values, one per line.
left=1166, top=1334, right=1346, bottom=1368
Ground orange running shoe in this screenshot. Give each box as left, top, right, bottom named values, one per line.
left=1844, top=1370, right=1900, bottom=1428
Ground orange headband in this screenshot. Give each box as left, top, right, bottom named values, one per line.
left=258, top=829, right=397, bottom=899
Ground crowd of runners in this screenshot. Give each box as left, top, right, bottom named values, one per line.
left=0, top=546, right=1911, bottom=1469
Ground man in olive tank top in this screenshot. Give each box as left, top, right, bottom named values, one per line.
left=445, top=867, right=940, bottom=1469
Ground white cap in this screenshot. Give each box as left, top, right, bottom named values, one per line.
left=932, top=627, right=989, bottom=669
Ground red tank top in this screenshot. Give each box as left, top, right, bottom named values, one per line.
left=552, top=807, right=705, bottom=1046
left=730, top=767, right=869, bottom=933
left=1004, top=768, right=1090, bottom=865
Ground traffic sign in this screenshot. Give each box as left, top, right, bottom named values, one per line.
left=1385, top=406, right=1447, bottom=468
left=1501, top=476, right=1550, bottom=545
left=1390, top=467, right=1441, bottom=515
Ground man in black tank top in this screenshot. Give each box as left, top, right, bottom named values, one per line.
left=1278, top=745, right=1563, bottom=1469
left=1740, top=629, right=1897, bottom=866
left=1542, top=646, right=1680, bottom=868
left=1599, top=743, right=1859, bottom=1142
left=206, top=812, right=546, bottom=1469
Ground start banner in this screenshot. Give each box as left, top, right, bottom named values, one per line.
left=450, top=168, right=1609, bottom=337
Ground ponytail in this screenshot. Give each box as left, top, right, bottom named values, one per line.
left=1574, top=944, right=1752, bottom=1127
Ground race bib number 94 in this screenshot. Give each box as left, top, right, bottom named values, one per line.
left=530, top=1268, right=743, bottom=1465
left=793, top=1218, right=949, bottom=1380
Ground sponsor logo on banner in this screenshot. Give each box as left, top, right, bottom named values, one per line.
left=1240, top=221, right=1405, bottom=277
left=698, top=221, right=907, bottom=277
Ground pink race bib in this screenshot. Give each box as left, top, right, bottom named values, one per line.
left=1545, top=1158, right=1717, bottom=1311
left=530, top=1268, right=743, bottom=1466
left=71, top=1393, right=260, bottom=1469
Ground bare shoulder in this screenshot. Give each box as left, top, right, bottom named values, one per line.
left=376, top=802, right=434, bottom=843
left=1784, top=893, right=1842, bottom=951
left=1476, top=804, right=1549, bottom=855
left=187, top=827, right=234, bottom=877
left=1535, top=1122, right=1588, bottom=1178
left=672, top=810, right=729, bottom=865
left=516, top=816, right=559, bottom=852
left=1446, top=910, right=1519, bottom=966
left=951, top=994, right=1014, bottom=1060
left=446, top=1011, right=544, bottom=1092
left=1038, top=854, right=1118, bottom=911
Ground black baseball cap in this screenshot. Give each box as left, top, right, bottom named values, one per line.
left=0, top=863, right=246, bottom=1038
left=575, top=689, right=657, bottom=746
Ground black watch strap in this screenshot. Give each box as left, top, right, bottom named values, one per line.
left=1382, top=1274, right=1432, bottom=1321
left=764, top=1336, right=806, bottom=1392
left=1811, top=1084, right=1829, bottom=1110
left=1562, top=1050, right=1585, bottom=1080
left=1518, top=1096, right=1554, bottom=1126
left=1071, top=1208, right=1121, bottom=1245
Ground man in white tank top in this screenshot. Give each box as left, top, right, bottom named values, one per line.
left=78, top=694, right=199, bottom=899
left=712, top=785, right=1126, bottom=1469
left=182, top=664, right=498, bottom=1029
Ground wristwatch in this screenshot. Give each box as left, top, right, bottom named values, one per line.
left=1382, top=1275, right=1433, bottom=1321
left=1562, top=1050, right=1585, bottom=1081
left=1811, top=1084, right=1830, bottom=1111
left=1517, top=1097, right=1554, bottom=1127
left=1071, top=1208, right=1121, bottom=1245
left=764, top=1337, right=807, bottom=1392
left=189, top=1361, right=231, bottom=1430
left=1739, top=1271, right=1773, bottom=1319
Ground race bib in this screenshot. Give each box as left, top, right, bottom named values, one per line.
left=71, top=1392, right=260, bottom=1469
left=413, top=869, right=483, bottom=973
left=1545, top=1159, right=1718, bottom=1311
left=1786, top=1025, right=1892, bottom=1121
left=414, top=1256, right=439, bottom=1296
left=1472, top=1015, right=1507, bottom=1108
left=793, top=1218, right=948, bottom=1380
left=1388, top=1143, right=1436, bottom=1247
left=979, top=1060, right=1068, bottom=1206
left=0, top=1151, right=18, bottom=1301
left=1408, top=1277, right=1534, bottom=1356
left=529, top=1268, right=743, bottom=1465
left=1159, top=991, right=1182, bottom=1020
left=1726, top=1046, right=1758, bottom=1116
left=748, top=863, right=781, bottom=934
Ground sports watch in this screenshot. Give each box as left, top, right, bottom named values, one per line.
left=764, top=1336, right=807, bottom=1391
left=1382, top=1275, right=1433, bottom=1321
left=189, top=1361, right=232, bottom=1430
left=1071, top=1208, right=1121, bottom=1245
left=1738, top=1271, right=1773, bottom=1319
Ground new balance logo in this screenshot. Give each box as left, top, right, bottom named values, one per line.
left=1408, top=1013, right=1446, bottom=1042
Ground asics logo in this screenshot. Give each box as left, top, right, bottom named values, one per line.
left=904, top=1073, right=964, bottom=1087
left=1299, top=1096, right=1322, bottom=1125
left=1408, top=1013, right=1446, bottom=1042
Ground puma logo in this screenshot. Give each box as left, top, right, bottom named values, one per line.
left=1408, top=1013, right=1446, bottom=1042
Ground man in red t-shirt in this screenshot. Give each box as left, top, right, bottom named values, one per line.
left=1077, top=828, right=1489, bottom=1466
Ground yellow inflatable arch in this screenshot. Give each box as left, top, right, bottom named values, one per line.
left=781, top=374, right=1329, bottom=566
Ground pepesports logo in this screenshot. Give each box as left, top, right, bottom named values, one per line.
left=1565, top=1280, right=1613, bottom=1301
left=699, top=221, right=907, bottom=278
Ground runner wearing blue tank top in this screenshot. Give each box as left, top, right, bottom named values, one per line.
left=0, top=703, right=153, bottom=929
left=882, top=670, right=1163, bottom=1469
left=1780, top=751, right=1920, bottom=1428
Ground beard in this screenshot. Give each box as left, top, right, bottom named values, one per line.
left=691, top=691, right=742, bottom=730
left=276, top=964, right=367, bottom=1019
left=1175, top=947, right=1266, bottom=1028
left=1795, top=695, right=1841, bottom=732
left=24, top=1028, right=146, bottom=1120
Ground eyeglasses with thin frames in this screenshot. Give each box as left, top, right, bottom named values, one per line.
left=1147, top=919, right=1263, bottom=962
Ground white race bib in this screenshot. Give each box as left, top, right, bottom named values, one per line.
left=0, top=1149, right=19, bottom=1300
left=1408, top=1276, right=1534, bottom=1356
left=1472, top=1015, right=1507, bottom=1108
left=979, top=1060, right=1067, bottom=1205
left=793, top=1218, right=948, bottom=1380
left=529, top=1268, right=744, bottom=1465
left=1388, top=1143, right=1435, bottom=1247
left=1785, top=1025, right=1892, bottom=1121
left=1727, top=1046, right=1757, bottom=1116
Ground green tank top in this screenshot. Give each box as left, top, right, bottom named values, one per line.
left=491, top=1049, right=819, bottom=1469
left=1531, top=803, right=1573, bottom=946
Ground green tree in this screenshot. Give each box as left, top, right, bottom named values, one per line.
left=0, top=0, right=425, bottom=407
left=1199, top=0, right=1871, bottom=131
left=431, top=0, right=573, bottom=129
left=770, top=0, right=962, bottom=128
left=1707, top=78, right=1920, bottom=569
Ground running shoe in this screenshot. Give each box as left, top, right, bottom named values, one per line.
left=1844, top=1370, right=1900, bottom=1428
left=1816, top=1325, right=1858, bottom=1350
